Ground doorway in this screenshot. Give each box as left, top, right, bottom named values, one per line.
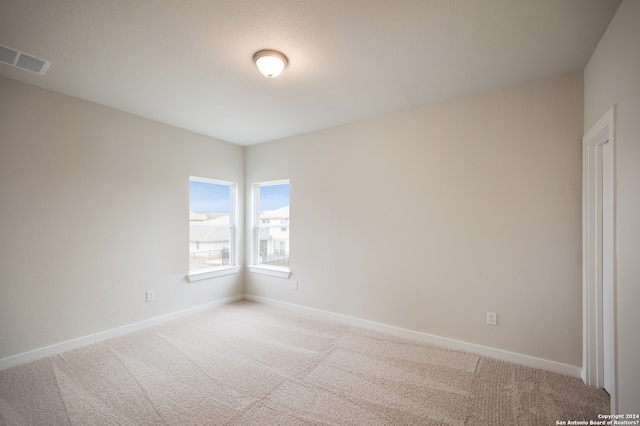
left=582, top=105, right=616, bottom=412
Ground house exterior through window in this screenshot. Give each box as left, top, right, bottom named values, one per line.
left=188, top=177, right=237, bottom=276
left=253, top=180, right=290, bottom=270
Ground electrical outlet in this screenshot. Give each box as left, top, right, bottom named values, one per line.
left=292, top=280, right=298, bottom=290
left=487, top=312, right=497, bottom=326
left=146, top=291, right=155, bottom=302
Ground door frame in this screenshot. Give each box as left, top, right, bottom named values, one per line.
left=582, top=105, right=617, bottom=412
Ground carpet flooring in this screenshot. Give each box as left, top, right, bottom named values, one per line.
left=0, top=300, right=609, bottom=425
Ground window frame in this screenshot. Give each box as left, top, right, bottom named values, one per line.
left=187, top=176, right=239, bottom=282
left=249, top=179, right=291, bottom=278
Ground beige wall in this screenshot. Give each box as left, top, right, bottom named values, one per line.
left=0, top=66, right=596, bottom=378
left=584, top=0, right=640, bottom=412
left=0, top=77, right=244, bottom=360
left=246, top=73, right=584, bottom=367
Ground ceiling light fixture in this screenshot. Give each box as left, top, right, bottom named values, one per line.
left=253, top=50, right=288, bottom=79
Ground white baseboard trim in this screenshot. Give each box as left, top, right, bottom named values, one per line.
left=245, top=295, right=582, bottom=378
left=0, top=295, right=244, bottom=371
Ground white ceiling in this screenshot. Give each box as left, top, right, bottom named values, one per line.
left=0, top=0, right=621, bottom=146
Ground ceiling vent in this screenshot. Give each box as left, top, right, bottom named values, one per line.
left=0, top=44, right=51, bottom=75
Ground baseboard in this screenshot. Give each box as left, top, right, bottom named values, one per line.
left=245, top=295, right=582, bottom=378
left=2, top=294, right=582, bottom=378
left=0, top=295, right=244, bottom=371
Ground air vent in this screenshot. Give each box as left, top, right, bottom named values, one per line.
left=0, top=44, right=51, bottom=75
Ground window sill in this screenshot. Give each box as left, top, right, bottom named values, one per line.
left=249, top=265, right=291, bottom=278
left=187, top=266, right=240, bottom=282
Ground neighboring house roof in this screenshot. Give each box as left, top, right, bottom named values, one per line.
left=190, top=225, right=229, bottom=243
left=190, top=213, right=230, bottom=242
left=189, top=211, right=228, bottom=222
left=189, top=211, right=208, bottom=221
left=260, top=206, right=289, bottom=219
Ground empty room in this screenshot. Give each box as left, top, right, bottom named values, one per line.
left=1, top=0, right=639, bottom=424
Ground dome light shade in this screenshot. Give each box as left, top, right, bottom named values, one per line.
left=253, top=50, right=288, bottom=79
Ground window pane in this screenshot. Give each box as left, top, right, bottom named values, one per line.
left=259, top=183, right=289, bottom=219
left=258, top=183, right=289, bottom=268
left=189, top=181, right=230, bottom=213
left=190, top=226, right=230, bottom=270
left=189, top=180, right=232, bottom=272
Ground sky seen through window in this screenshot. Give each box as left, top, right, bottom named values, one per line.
left=189, top=181, right=290, bottom=213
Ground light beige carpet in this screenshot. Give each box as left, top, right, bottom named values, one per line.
left=0, top=300, right=608, bottom=425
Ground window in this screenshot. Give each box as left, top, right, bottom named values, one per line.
left=251, top=180, right=290, bottom=277
left=188, top=177, right=238, bottom=281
